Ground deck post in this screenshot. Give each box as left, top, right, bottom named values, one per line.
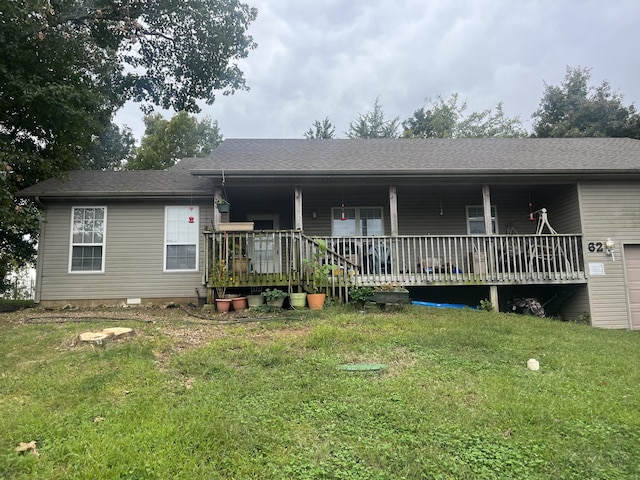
left=490, top=286, right=499, bottom=312
left=482, top=184, right=492, bottom=234
left=295, top=186, right=303, bottom=230
left=213, top=186, right=222, bottom=231
left=389, top=186, right=398, bottom=236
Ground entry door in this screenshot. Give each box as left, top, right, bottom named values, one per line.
left=248, top=215, right=280, bottom=273
left=624, top=245, right=640, bottom=329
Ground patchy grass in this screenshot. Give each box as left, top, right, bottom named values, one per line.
left=1, top=305, right=640, bottom=479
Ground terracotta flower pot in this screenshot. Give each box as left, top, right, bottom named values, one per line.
left=232, top=296, right=248, bottom=312
left=307, top=293, right=326, bottom=310
left=215, top=298, right=232, bottom=312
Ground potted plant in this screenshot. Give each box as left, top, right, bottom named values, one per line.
left=289, top=288, right=307, bottom=309
left=369, top=283, right=410, bottom=306
left=246, top=293, right=265, bottom=308
left=215, top=199, right=230, bottom=213
left=232, top=240, right=249, bottom=275
left=211, top=259, right=232, bottom=312
left=349, top=286, right=375, bottom=310
left=262, top=288, right=289, bottom=308
left=303, top=238, right=337, bottom=309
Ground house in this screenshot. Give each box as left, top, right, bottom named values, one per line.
left=17, top=137, right=640, bottom=329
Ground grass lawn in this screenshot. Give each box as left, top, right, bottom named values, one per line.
left=1, top=305, right=640, bottom=479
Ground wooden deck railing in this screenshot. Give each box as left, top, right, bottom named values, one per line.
left=321, top=234, right=585, bottom=286
left=203, top=231, right=586, bottom=293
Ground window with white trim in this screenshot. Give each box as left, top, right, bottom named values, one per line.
left=165, top=206, right=199, bottom=271
left=70, top=207, right=106, bottom=272
left=332, top=207, right=383, bottom=236
left=466, top=205, right=497, bottom=234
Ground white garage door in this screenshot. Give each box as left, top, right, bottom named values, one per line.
left=625, top=245, right=640, bottom=330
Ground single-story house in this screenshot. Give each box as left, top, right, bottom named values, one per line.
left=17, top=138, right=640, bottom=328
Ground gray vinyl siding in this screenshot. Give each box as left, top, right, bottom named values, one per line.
left=302, top=184, right=581, bottom=237
left=579, top=181, right=640, bottom=328
left=38, top=200, right=213, bottom=302
left=303, top=186, right=392, bottom=237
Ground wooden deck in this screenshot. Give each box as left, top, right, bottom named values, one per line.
left=204, top=231, right=586, bottom=298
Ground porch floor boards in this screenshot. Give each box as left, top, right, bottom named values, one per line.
left=211, top=271, right=587, bottom=291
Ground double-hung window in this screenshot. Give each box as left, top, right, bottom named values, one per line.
left=331, top=207, right=383, bottom=236
left=466, top=206, right=497, bottom=234
left=165, top=206, right=199, bottom=271
left=70, top=207, right=106, bottom=272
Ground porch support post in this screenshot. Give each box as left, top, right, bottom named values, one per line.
left=490, top=286, right=499, bottom=313
left=294, top=186, right=303, bottom=230
left=482, top=184, right=492, bottom=235
left=213, top=186, right=222, bottom=231
left=482, top=185, right=499, bottom=311
left=389, top=186, right=398, bottom=236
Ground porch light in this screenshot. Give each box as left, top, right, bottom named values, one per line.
left=605, top=238, right=616, bottom=261
left=188, top=206, right=195, bottom=224
left=341, top=203, right=346, bottom=221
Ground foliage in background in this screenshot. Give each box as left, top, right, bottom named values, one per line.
left=0, top=0, right=256, bottom=291
left=1, top=265, right=35, bottom=300
left=81, top=123, right=136, bottom=170
left=125, top=112, right=223, bottom=170
left=402, top=93, right=527, bottom=138
left=346, top=98, right=401, bottom=138
left=532, top=66, right=640, bottom=139
left=304, top=117, right=336, bottom=139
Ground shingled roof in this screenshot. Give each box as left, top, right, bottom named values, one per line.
left=187, top=138, right=640, bottom=177
left=18, top=170, right=213, bottom=198
left=17, top=138, right=640, bottom=197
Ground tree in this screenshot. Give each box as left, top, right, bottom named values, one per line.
left=1, top=0, right=257, bottom=292
left=126, top=112, right=223, bottom=170
left=347, top=98, right=400, bottom=138
left=532, top=66, right=640, bottom=138
left=81, top=123, right=136, bottom=170
left=402, top=94, right=527, bottom=138
left=304, top=118, right=336, bottom=139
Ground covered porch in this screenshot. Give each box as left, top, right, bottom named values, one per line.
left=204, top=230, right=586, bottom=299
left=202, top=179, right=586, bottom=309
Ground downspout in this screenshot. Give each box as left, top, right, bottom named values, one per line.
left=33, top=196, right=45, bottom=304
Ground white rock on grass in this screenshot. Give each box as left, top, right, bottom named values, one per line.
left=527, top=358, right=540, bottom=371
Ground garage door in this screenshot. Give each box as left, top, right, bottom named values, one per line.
left=625, top=245, right=640, bottom=330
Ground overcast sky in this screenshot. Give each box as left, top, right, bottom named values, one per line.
left=115, top=0, right=640, bottom=140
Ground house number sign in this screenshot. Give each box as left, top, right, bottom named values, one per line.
left=587, top=242, right=604, bottom=253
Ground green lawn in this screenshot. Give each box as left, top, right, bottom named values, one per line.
left=1, top=305, right=639, bottom=479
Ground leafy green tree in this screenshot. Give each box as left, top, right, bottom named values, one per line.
left=402, top=94, right=527, bottom=138
left=532, top=66, right=640, bottom=138
left=304, top=118, right=336, bottom=139
left=1, top=0, right=257, bottom=292
left=81, top=123, right=136, bottom=170
left=126, top=112, right=223, bottom=170
left=347, top=98, right=400, bottom=138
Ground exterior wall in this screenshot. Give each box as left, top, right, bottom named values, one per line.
left=37, top=200, right=214, bottom=305
left=578, top=181, right=640, bottom=328
left=300, top=184, right=581, bottom=237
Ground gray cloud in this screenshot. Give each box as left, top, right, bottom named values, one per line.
left=115, top=0, right=640, bottom=140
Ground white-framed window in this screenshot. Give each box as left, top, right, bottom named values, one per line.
left=466, top=205, right=497, bottom=234
left=165, top=206, right=199, bottom=271
left=69, top=206, right=106, bottom=273
left=331, top=207, right=384, bottom=236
